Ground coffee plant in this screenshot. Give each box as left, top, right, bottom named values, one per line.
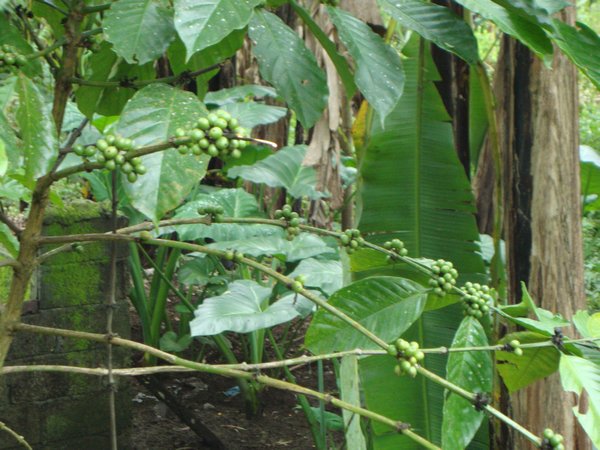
left=0, top=1, right=599, bottom=449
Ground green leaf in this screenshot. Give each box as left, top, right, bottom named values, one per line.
left=551, top=21, right=600, bottom=90
left=327, top=6, right=404, bottom=123
left=493, top=0, right=569, bottom=26
left=308, top=407, right=344, bottom=431
left=174, top=0, right=260, bottom=59
left=455, top=0, right=553, bottom=60
left=190, top=280, right=299, bottom=335
left=116, top=84, right=209, bottom=221
left=219, top=102, right=287, bottom=128
left=339, top=356, right=368, bottom=450
left=0, top=222, right=19, bottom=257
left=288, top=258, right=342, bottom=296
left=305, top=276, right=428, bottom=354
left=359, top=306, right=463, bottom=449
left=75, top=42, right=156, bottom=118
left=249, top=10, right=328, bottom=128
left=291, top=1, right=357, bottom=98
left=104, top=0, right=176, bottom=65
left=442, top=316, right=492, bottom=449
left=160, top=331, right=193, bottom=352
left=560, top=355, right=600, bottom=447
left=16, top=75, right=58, bottom=184
left=573, top=310, right=600, bottom=341
left=204, top=85, right=278, bottom=105
left=356, top=37, right=486, bottom=283
left=378, top=0, right=479, bottom=65
left=496, top=331, right=559, bottom=392
left=227, top=145, right=326, bottom=199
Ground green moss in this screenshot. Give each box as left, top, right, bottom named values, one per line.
left=0, top=266, right=12, bottom=303
left=44, top=199, right=110, bottom=226
left=41, top=262, right=103, bottom=308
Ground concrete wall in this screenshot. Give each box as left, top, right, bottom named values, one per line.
left=0, top=200, right=132, bottom=449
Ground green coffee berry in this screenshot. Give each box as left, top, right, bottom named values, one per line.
left=429, top=259, right=458, bottom=297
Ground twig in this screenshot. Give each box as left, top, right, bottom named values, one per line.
left=0, top=421, right=32, bottom=450
left=69, top=63, right=225, bottom=89
left=11, top=322, right=439, bottom=450
left=0, top=259, right=19, bottom=268
left=0, top=208, right=22, bottom=237
left=51, top=117, right=90, bottom=174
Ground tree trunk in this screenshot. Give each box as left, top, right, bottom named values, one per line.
left=492, top=7, right=589, bottom=449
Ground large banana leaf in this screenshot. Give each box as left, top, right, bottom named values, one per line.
left=354, top=37, right=486, bottom=449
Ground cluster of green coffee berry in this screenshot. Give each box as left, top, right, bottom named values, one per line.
left=393, top=339, right=425, bottom=378
left=198, top=205, right=225, bottom=222
left=175, top=110, right=249, bottom=159
left=428, top=259, right=458, bottom=297
left=383, top=238, right=408, bottom=262
left=224, top=249, right=245, bottom=263
left=542, top=428, right=564, bottom=450
left=339, top=229, right=365, bottom=254
left=504, top=339, right=523, bottom=356
left=461, top=282, right=493, bottom=319
left=0, top=44, right=27, bottom=71
left=74, top=135, right=146, bottom=182
left=274, top=205, right=301, bottom=240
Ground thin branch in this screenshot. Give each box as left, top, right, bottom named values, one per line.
left=0, top=259, right=19, bottom=268
left=0, top=208, right=22, bottom=237
left=51, top=117, right=90, bottom=174
left=0, top=421, right=32, bottom=450
left=69, top=63, right=225, bottom=89
left=11, top=322, right=439, bottom=450
left=81, top=3, right=111, bottom=13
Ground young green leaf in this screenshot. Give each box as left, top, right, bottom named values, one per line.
left=104, top=0, right=176, bottom=65
left=249, top=10, right=328, bottom=128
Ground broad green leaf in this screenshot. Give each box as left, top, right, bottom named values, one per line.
left=359, top=306, right=463, bottom=449
left=190, top=280, right=299, bottom=335
left=16, top=75, right=58, bottom=184
left=227, top=145, right=326, bottom=199
left=309, top=407, right=344, bottom=431
left=75, top=42, right=156, bottom=118
left=174, top=0, right=260, bottom=59
left=220, top=102, right=287, bottom=128
left=249, top=10, right=328, bottom=128
left=305, top=276, right=428, bottom=354
left=0, top=222, right=18, bottom=257
left=204, top=85, right=278, bottom=105
left=288, top=258, right=342, bottom=296
left=327, top=6, right=404, bottom=123
left=340, top=356, right=368, bottom=450
left=378, top=0, right=479, bottom=65
left=442, top=316, right=492, bottom=449
left=0, top=15, right=42, bottom=77
left=496, top=331, right=559, bottom=392
left=178, top=255, right=217, bottom=285
left=104, top=0, right=176, bottom=65
left=116, top=84, right=209, bottom=221
left=551, top=21, right=600, bottom=90
left=573, top=310, right=600, bottom=341
left=277, top=291, right=318, bottom=317
left=356, top=37, right=486, bottom=283
left=560, top=355, right=600, bottom=447
left=455, top=0, right=553, bottom=60
left=208, top=233, right=335, bottom=262
left=160, top=331, right=193, bottom=352
left=291, top=1, right=357, bottom=97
